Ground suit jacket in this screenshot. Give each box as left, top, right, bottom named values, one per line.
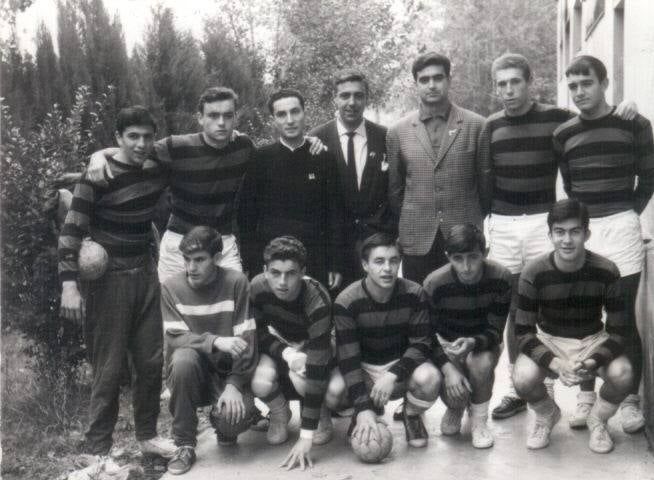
left=387, top=103, right=491, bottom=256
left=309, top=119, right=397, bottom=242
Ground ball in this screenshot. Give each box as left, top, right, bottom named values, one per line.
left=351, top=423, right=393, bottom=464
left=78, top=239, right=108, bottom=280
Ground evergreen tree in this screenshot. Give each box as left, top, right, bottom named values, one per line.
left=34, top=22, right=66, bottom=122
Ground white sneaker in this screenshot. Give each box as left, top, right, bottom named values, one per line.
left=471, top=423, right=494, bottom=449
left=588, top=420, right=614, bottom=453
left=569, top=392, right=596, bottom=429
left=138, top=436, right=176, bottom=459
left=527, top=404, right=561, bottom=450
left=620, top=395, right=645, bottom=434
left=440, top=408, right=464, bottom=436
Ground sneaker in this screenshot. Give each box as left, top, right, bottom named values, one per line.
left=588, top=421, right=614, bottom=453
left=403, top=410, right=428, bottom=448
left=267, top=405, right=291, bottom=445
left=249, top=409, right=270, bottom=432
left=138, top=436, right=176, bottom=459
left=313, top=409, right=335, bottom=445
left=492, top=396, right=526, bottom=420
left=526, top=404, right=561, bottom=450
left=471, top=424, right=494, bottom=449
left=393, top=402, right=404, bottom=421
left=440, top=408, right=464, bottom=436
left=620, top=395, right=645, bottom=434
left=569, top=392, right=596, bottom=429
left=167, top=446, right=196, bottom=475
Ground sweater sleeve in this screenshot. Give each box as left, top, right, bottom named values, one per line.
left=224, top=275, right=257, bottom=390
left=473, top=270, right=511, bottom=352
left=587, top=274, right=627, bottom=367
left=633, top=116, right=654, bottom=214
left=389, top=289, right=432, bottom=380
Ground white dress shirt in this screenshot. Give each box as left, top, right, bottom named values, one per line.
left=337, top=118, right=367, bottom=189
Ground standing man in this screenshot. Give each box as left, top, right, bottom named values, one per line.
left=388, top=52, right=491, bottom=286
left=309, top=70, right=396, bottom=287
left=239, top=89, right=345, bottom=289
left=553, top=55, right=654, bottom=434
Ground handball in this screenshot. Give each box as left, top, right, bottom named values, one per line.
left=351, top=423, right=393, bottom=463
left=78, top=239, right=108, bottom=280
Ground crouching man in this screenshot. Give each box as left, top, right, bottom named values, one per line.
left=513, top=199, right=633, bottom=453
left=162, top=227, right=257, bottom=475
left=423, top=224, right=511, bottom=448
left=250, top=236, right=340, bottom=471
left=333, top=233, right=441, bottom=449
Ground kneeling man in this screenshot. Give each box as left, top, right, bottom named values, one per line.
left=513, top=199, right=633, bottom=453
left=423, top=224, right=511, bottom=448
left=334, top=233, right=441, bottom=449
left=162, top=227, right=257, bottom=475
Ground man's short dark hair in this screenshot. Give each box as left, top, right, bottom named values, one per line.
left=565, top=55, right=608, bottom=83
left=197, top=87, right=239, bottom=114
left=179, top=226, right=223, bottom=256
left=547, top=199, right=590, bottom=231
left=491, top=53, right=532, bottom=82
left=359, top=232, right=403, bottom=262
left=267, top=88, right=305, bottom=115
left=411, top=52, right=451, bottom=80
left=333, top=69, right=369, bottom=97
left=263, top=236, right=307, bottom=268
left=444, top=224, right=486, bottom=254
left=115, top=105, right=157, bottom=134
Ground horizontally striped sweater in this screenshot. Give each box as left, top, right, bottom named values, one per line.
left=249, top=274, right=333, bottom=431
left=161, top=268, right=257, bottom=391
left=553, top=109, right=654, bottom=218
left=58, top=157, right=167, bottom=282
left=423, top=260, right=512, bottom=351
left=515, top=250, right=626, bottom=370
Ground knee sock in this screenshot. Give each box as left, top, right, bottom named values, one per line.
left=469, top=401, right=489, bottom=427
left=507, top=363, right=517, bottom=397
left=588, top=395, right=619, bottom=427
left=405, top=391, right=435, bottom=416
left=262, top=387, right=288, bottom=417
left=530, top=396, right=555, bottom=418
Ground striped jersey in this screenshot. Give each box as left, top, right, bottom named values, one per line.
left=249, top=274, right=333, bottom=431
left=553, top=109, right=654, bottom=218
left=58, top=157, right=167, bottom=282
left=485, top=103, right=572, bottom=215
left=423, top=260, right=512, bottom=351
left=161, top=267, right=256, bottom=390
left=515, top=250, right=626, bottom=370
left=334, top=278, right=437, bottom=413
left=153, top=133, right=255, bottom=235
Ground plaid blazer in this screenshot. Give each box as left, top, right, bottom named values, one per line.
left=387, top=103, right=491, bottom=256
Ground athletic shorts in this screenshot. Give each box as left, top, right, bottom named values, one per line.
left=157, top=230, right=242, bottom=284
left=360, top=359, right=406, bottom=400
left=487, top=212, right=551, bottom=274
left=585, top=210, right=644, bottom=277
left=537, top=329, right=610, bottom=364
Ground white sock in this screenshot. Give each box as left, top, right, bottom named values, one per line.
left=588, top=396, right=619, bottom=425
left=469, top=401, right=489, bottom=426
left=578, top=390, right=597, bottom=404
left=507, top=363, right=517, bottom=397
left=530, top=396, right=555, bottom=418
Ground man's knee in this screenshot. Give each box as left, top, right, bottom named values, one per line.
left=325, top=369, right=347, bottom=410
left=605, top=356, right=634, bottom=394
left=512, top=355, right=543, bottom=396
left=251, top=355, right=279, bottom=397
left=168, top=348, right=202, bottom=380
left=409, top=362, right=441, bottom=399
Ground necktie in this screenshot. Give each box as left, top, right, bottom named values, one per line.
left=346, top=131, right=358, bottom=190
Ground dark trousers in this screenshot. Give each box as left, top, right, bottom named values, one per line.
left=621, top=273, right=643, bottom=394
left=402, top=229, right=449, bottom=285
left=83, top=263, right=163, bottom=455
left=167, top=348, right=255, bottom=447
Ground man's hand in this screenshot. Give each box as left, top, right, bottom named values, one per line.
left=279, top=438, right=313, bottom=471
left=216, top=384, right=245, bottom=425
left=549, top=357, right=584, bottom=386
left=352, top=410, right=383, bottom=445
left=282, top=348, right=307, bottom=375
left=445, top=337, right=475, bottom=359
left=87, top=148, right=119, bottom=186
left=370, top=371, right=397, bottom=407
left=442, top=362, right=471, bottom=408
left=213, top=336, right=248, bottom=358
left=328, top=271, right=343, bottom=291
left=577, top=358, right=599, bottom=380
left=60, top=281, right=85, bottom=325
left=306, top=136, right=328, bottom=155
left=615, top=100, right=638, bottom=121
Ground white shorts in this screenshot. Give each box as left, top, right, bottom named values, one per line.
left=157, top=230, right=242, bottom=284
left=487, top=212, right=551, bottom=274
left=585, top=210, right=644, bottom=277
left=537, top=330, right=610, bottom=364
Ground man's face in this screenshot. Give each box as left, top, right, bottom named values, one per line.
left=362, top=245, right=401, bottom=291
left=495, top=67, right=531, bottom=115
left=416, top=64, right=450, bottom=107
left=184, top=250, right=220, bottom=289
left=447, top=248, right=485, bottom=285
left=567, top=69, right=607, bottom=115
left=271, top=96, right=305, bottom=142
left=334, top=80, right=367, bottom=127
left=549, top=217, right=589, bottom=265
left=264, top=259, right=305, bottom=301
left=115, top=125, right=155, bottom=166
left=198, top=99, right=236, bottom=146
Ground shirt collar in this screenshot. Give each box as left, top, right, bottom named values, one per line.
left=419, top=100, right=451, bottom=122
left=336, top=117, right=367, bottom=139
left=279, top=136, right=307, bottom=152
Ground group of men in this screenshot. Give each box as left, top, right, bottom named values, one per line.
left=58, top=50, right=653, bottom=475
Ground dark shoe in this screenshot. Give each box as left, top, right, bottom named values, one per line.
left=167, top=446, right=196, bottom=475
left=393, top=402, right=404, bottom=421
left=249, top=409, right=270, bottom=432
left=403, top=409, right=428, bottom=448
left=492, top=396, right=527, bottom=420
left=216, top=430, right=237, bottom=447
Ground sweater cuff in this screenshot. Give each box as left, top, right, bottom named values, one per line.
left=300, top=429, right=314, bottom=440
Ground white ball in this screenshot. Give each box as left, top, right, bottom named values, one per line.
left=351, top=423, right=393, bottom=463
left=78, top=239, right=108, bottom=280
